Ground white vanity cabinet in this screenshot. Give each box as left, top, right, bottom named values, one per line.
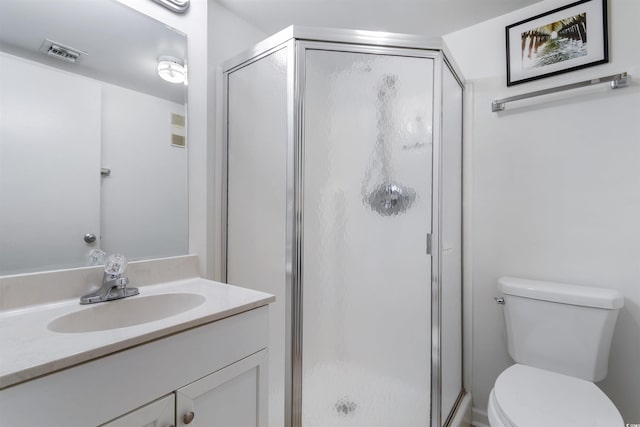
left=102, top=349, right=268, bottom=427
left=0, top=304, right=270, bottom=427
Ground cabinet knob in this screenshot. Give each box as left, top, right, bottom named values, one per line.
left=183, top=411, right=195, bottom=424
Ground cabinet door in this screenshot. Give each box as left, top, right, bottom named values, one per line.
left=176, top=349, right=267, bottom=427
left=100, top=394, right=175, bottom=427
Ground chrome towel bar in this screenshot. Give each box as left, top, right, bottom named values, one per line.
left=491, top=72, right=631, bottom=112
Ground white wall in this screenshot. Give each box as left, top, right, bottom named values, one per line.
left=101, top=83, right=188, bottom=260
left=119, top=0, right=265, bottom=278
left=445, top=0, right=640, bottom=423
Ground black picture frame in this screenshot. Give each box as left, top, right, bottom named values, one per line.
left=506, top=0, right=608, bottom=86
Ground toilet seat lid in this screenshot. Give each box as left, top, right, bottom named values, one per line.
left=494, top=364, right=624, bottom=427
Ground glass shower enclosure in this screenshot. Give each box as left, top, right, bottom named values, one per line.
left=221, top=26, right=463, bottom=427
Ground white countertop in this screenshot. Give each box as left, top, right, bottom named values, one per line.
left=0, top=278, right=274, bottom=389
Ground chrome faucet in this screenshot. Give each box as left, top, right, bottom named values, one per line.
left=80, top=254, right=139, bottom=304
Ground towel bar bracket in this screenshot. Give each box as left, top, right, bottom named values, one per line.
left=611, top=73, right=631, bottom=89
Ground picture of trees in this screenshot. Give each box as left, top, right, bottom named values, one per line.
left=520, top=13, right=588, bottom=69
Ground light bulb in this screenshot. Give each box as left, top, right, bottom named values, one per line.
left=158, top=56, right=186, bottom=84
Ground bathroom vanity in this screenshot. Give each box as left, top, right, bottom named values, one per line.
left=0, top=261, right=274, bottom=427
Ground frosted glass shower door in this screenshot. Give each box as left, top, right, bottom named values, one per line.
left=226, top=47, right=289, bottom=427
left=301, top=49, right=434, bottom=426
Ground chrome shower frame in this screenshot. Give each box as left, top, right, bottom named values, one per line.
left=219, top=25, right=465, bottom=427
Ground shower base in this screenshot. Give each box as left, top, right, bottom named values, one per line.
left=302, top=362, right=429, bottom=426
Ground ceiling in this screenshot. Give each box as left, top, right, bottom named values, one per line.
left=216, top=0, right=542, bottom=37
left=0, top=0, right=542, bottom=104
left=0, top=0, right=186, bottom=104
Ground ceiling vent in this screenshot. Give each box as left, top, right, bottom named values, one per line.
left=39, top=39, right=87, bottom=63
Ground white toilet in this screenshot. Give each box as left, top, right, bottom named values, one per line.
left=488, top=276, right=625, bottom=427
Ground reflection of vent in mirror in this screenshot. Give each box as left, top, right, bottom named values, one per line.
left=39, top=39, right=87, bottom=63
left=171, top=113, right=186, bottom=148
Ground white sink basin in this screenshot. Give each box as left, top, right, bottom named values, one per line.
left=48, top=293, right=206, bottom=333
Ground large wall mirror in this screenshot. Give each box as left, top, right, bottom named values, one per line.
left=0, top=0, right=188, bottom=275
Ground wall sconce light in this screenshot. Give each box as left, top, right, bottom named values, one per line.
left=157, top=56, right=186, bottom=84
left=150, top=0, right=190, bottom=14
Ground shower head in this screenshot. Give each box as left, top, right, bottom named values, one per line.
left=362, top=73, right=416, bottom=217
left=366, top=182, right=416, bottom=216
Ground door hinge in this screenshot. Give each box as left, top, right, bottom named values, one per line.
left=426, top=233, right=432, bottom=255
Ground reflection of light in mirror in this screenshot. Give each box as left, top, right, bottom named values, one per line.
left=158, top=56, right=186, bottom=84
left=402, top=115, right=431, bottom=150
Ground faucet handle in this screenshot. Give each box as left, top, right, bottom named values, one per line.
left=87, top=249, right=106, bottom=266
left=104, top=254, right=127, bottom=275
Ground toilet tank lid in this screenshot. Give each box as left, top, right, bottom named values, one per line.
left=499, top=277, right=624, bottom=309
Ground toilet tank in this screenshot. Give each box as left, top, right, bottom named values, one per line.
left=499, top=277, right=623, bottom=382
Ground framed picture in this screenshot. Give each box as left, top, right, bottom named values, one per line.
left=506, top=0, right=608, bottom=86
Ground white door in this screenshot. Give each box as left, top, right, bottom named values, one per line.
left=0, top=53, right=101, bottom=274
left=175, top=349, right=268, bottom=427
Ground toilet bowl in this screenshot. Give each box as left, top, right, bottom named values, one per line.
left=487, top=364, right=624, bottom=427
left=489, top=277, right=625, bottom=427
